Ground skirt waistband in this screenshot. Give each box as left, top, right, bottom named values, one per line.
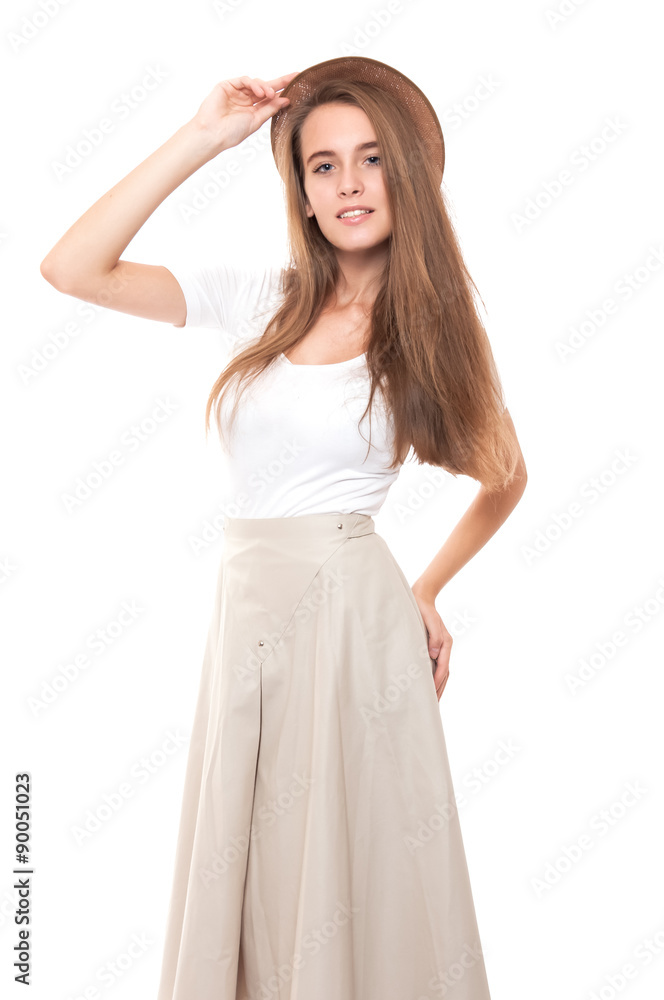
left=222, top=511, right=375, bottom=542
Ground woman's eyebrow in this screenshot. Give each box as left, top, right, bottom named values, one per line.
left=305, top=141, right=380, bottom=167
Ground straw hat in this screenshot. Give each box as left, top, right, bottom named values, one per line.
left=270, top=56, right=445, bottom=185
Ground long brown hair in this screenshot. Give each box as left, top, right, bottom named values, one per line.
left=205, top=79, right=520, bottom=493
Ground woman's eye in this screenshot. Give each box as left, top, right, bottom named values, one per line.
left=312, top=155, right=381, bottom=174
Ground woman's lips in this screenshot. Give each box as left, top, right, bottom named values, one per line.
left=337, top=210, right=375, bottom=226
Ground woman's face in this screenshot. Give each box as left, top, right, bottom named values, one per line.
left=299, top=102, right=392, bottom=252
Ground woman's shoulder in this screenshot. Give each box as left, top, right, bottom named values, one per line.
left=165, top=257, right=287, bottom=332
left=181, top=257, right=286, bottom=299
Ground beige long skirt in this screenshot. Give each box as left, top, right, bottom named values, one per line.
left=156, top=511, right=492, bottom=1000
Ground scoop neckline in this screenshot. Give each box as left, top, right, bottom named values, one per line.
left=279, top=351, right=366, bottom=368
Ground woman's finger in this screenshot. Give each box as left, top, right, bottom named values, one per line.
left=224, top=76, right=265, bottom=100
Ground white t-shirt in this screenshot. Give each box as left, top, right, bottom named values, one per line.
left=166, top=260, right=404, bottom=518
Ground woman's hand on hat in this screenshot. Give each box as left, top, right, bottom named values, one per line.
left=191, top=73, right=300, bottom=154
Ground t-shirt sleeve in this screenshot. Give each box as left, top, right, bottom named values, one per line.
left=165, top=260, right=284, bottom=354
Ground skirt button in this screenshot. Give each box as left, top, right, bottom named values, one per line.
left=337, top=522, right=343, bottom=529
left=258, top=640, right=264, bottom=646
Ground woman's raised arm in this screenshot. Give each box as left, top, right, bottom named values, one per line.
left=39, top=73, right=298, bottom=326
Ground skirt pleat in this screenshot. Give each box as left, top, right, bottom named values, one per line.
left=156, top=511, right=492, bottom=1000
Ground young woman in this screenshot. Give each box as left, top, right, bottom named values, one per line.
left=41, top=56, right=526, bottom=1000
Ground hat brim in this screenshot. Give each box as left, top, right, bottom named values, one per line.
left=270, top=56, right=444, bottom=185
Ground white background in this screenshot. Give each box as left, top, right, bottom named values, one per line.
left=2, top=0, right=663, bottom=998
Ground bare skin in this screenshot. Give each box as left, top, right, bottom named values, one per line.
left=39, top=73, right=300, bottom=320
left=296, top=101, right=527, bottom=700
left=287, top=102, right=391, bottom=365
left=40, top=74, right=527, bottom=702
left=412, top=445, right=527, bottom=700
